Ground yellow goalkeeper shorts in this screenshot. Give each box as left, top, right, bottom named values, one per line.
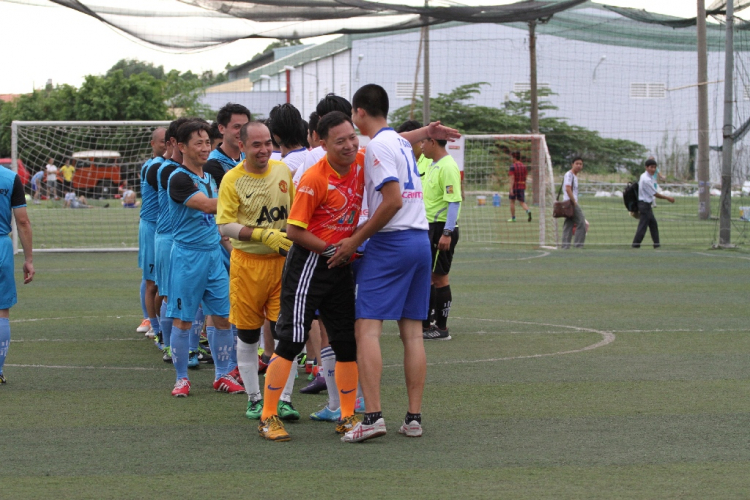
left=229, top=249, right=285, bottom=330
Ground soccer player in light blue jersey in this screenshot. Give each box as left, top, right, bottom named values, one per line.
left=138, top=128, right=167, bottom=341
left=0, top=163, right=34, bottom=384
left=152, top=118, right=188, bottom=363
left=166, top=119, right=243, bottom=397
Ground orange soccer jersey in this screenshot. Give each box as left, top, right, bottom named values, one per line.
left=288, top=151, right=365, bottom=247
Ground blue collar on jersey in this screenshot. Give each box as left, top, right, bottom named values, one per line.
left=373, top=127, right=394, bottom=139
left=208, top=146, right=244, bottom=172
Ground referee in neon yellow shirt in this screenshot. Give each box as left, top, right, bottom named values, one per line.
left=419, top=137, right=462, bottom=341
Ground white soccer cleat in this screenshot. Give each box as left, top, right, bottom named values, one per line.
left=341, top=418, right=387, bottom=443
left=136, top=318, right=151, bottom=334
left=145, top=327, right=156, bottom=339
left=398, top=419, right=423, bottom=437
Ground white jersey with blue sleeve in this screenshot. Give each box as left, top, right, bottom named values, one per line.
left=364, top=128, right=428, bottom=232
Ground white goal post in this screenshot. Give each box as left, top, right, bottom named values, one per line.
left=457, top=134, right=557, bottom=248
left=11, top=120, right=170, bottom=253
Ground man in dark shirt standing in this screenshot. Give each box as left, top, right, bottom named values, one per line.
left=508, top=151, right=532, bottom=222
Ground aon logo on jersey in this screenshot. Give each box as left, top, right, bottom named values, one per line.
left=256, top=205, right=288, bottom=225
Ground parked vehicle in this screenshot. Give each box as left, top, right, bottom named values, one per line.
left=71, top=151, right=121, bottom=198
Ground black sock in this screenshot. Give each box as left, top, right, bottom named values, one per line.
left=405, top=412, right=422, bottom=424
left=435, top=285, right=452, bottom=330
left=363, top=411, right=382, bottom=425
left=423, top=285, right=436, bottom=329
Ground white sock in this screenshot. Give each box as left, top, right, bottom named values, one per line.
left=237, top=339, right=260, bottom=402
left=321, top=346, right=339, bottom=409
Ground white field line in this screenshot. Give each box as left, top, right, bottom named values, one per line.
left=383, top=317, right=616, bottom=368
left=456, top=250, right=551, bottom=264
left=695, top=251, right=750, bottom=261
left=10, top=315, right=141, bottom=324
left=4, top=363, right=169, bottom=372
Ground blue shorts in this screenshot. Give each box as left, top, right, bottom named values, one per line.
left=138, top=219, right=157, bottom=281
left=167, top=243, right=229, bottom=322
left=221, top=244, right=231, bottom=274
left=355, top=229, right=431, bottom=321
left=0, top=236, right=17, bottom=310
left=154, top=231, right=173, bottom=297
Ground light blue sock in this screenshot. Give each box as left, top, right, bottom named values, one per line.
left=140, top=280, right=148, bottom=319
left=0, top=318, right=10, bottom=374
left=228, top=324, right=238, bottom=372
left=149, top=317, right=160, bottom=334
left=170, top=326, right=190, bottom=381
left=160, top=305, right=173, bottom=350
left=206, top=325, right=216, bottom=355
left=190, top=307, right=204, bottom=352
left=212, top=328, right=234, bottom=380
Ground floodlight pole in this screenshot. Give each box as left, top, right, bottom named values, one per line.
left=719, top=0, right=734, bottom=246
left=422, top=0, right=431, bottom=124
left=697, top=0, right=710, bottom=220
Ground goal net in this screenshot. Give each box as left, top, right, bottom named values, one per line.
left=11, top=120, right=170, bottom=252
left=458, top=134, right=557, bottom=248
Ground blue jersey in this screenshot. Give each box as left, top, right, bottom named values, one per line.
left=168, top=166, right=220, bottom=251
left=204, top=146, right=244, bottom=188
left=139, top=157, right=162, bottom=223
left=156, top=159, right=180, bottom=235
left=1, top=167, right=26, bottom=235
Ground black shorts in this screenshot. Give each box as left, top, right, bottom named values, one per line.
left=276, top=243, right=355, bottom=344
left=428, top=222, right=459, bottom=276
left=62, top=180, right=73, bottom=192
left=509, top=189, right=525, bottom=202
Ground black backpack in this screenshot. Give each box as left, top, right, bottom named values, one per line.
left=623, top=182, right=639, bottom=213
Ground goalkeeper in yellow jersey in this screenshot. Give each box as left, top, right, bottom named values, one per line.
left=216, top=121, right=299, bottom=422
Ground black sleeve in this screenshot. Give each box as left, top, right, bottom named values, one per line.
left=146, top=162, right=161, bottom=191
left=203, top=159, right=225, bottom=188
left=159, top=164, right=178, bottom=191
left=169, top=171, right=199, bottom=204
left=10, top=175, right=26, bottom=208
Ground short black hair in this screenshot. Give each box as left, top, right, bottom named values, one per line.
left=176, top=119, right=210, bottom=145
left=352, top=84, right=389, bottom=118
left=571, top=156, right=583, bottom=164
left=316, top=94, right=352, bottom=118
left=166, top=117, right=191, bottom=143
left=216, top=103, right=252, bottom=127
left=301, top=120, right=310, bottom=148
left=645, top=159, right=657, bottom=167
left=435, top=139, right=447, bottom=147
left=396, top=120, right=422, bottom=133
left=308, top=112, right=320, bottom=138
left=317, top=111, right=353, bottom=140
left=511, top=151, right=521, bottom=161
left=239, top=121, right=269, bottom=144
left=208, top=122, right=222, bottom=141
left=268, top=103, right=307, bottom=148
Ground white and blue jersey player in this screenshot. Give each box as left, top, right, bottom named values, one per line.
left=166, top=120, right=243, bottom=397
left=0, top=164, right=34, bottom=384
left=335, top=84, right=460, bottom=442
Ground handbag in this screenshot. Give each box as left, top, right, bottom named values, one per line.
left=552, top=178, right=575, bottom=218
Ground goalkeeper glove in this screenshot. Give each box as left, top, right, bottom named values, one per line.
left=251, top=228, right=292, bottom=257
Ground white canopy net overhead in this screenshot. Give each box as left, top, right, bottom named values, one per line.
left=26, top=0, right=587, bottom=49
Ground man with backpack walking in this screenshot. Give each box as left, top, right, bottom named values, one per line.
left=632, top=159, right=674, bottom=248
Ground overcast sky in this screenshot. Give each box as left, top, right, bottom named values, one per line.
left=0, top=1, right=730, bottom=94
